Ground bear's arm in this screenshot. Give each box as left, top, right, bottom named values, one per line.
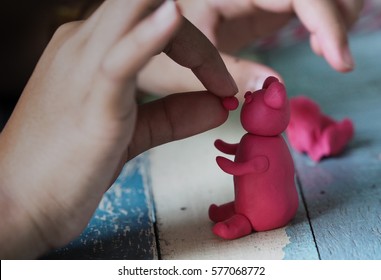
left=214, top=139, right=239, bottom=155
left=216, top=156, right=269, bottom=176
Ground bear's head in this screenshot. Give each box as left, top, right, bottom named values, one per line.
left=241, top=76, right=290, bottom=136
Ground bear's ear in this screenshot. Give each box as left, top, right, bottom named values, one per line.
left=262, top=76, right=279, bottom=89
left=264, top=82, right=287, bottom=109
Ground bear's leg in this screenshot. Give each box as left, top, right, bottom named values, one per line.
left=212, top=214, right=252, bottom=240
left=325, top=119, right=354, bottom=155
left=209, top=201, right=235, bottom=223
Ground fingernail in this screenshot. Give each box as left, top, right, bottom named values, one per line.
left=227, top=72, right=239, bottom=94
left=342, top=45, right=355, bottom=70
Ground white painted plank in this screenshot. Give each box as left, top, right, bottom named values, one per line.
left=150, top=110, right=317, bottom=259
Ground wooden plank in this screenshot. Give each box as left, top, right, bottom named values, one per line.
left=150, top=109, right=318, bottom=259
left=43, top=154, right=158, bottom=259
left=264, top=31, right=381, bottom=259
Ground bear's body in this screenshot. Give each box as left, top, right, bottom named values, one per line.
left=209, top=77, right=298, bottom=240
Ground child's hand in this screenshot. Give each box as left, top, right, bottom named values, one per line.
left=191, top=0, right=363, bottom=72
left=0, top=0, right=236, bottom=259
left=138, top=0, right=363, bottom=96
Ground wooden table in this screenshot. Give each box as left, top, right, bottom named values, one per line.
left=44, top=30, right=381, bottom=260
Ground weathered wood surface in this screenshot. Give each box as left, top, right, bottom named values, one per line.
left=43, top=154, right=158, bottom=259
left=150, top=109, right=318, bottom=260
left=264, top=31, right=381, bottom=259
left=41, top=31, right=381, bottom=259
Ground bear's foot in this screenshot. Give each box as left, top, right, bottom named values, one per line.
left=209, top=201, right=235, bottom=223
left=212, top=214, right=252, bottom=240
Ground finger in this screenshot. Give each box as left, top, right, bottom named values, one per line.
left=164, top=17, right=238, bottom=97
left=76, top=0, right=108, bottom=35
left=254, top=0, right=356, bottom=72
left=82, top=0, right=165, bottom=63
left=292, top=0, right=354, bottom=72
left=310, top=33, right=323, bottom=57
left=102, top=0, right=181, bottom=81
left=337, top=0, right=364, bottom=27
left=138, top=52, right=281, bottom=99
left=125, top=91, right=230, bottom=160
left=91, top=0, right=181, bottom=117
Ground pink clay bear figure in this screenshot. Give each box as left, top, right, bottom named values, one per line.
left=286, top=96, right=354, bottom=162
left=209, top=76, right=299, bottom=240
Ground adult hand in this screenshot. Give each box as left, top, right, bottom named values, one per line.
left=0, top=0, right=236, bottom=259
left=138, top=0, right=364, bottom=96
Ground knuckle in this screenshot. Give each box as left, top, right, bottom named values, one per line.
left=53, top=21, right=80, bottom=39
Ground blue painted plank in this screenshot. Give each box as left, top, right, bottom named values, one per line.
left=264, top=31, right=381, bottom=259
left=43, top=153, right=157, bottom=259
left=283, top=181, right=319, bottom=260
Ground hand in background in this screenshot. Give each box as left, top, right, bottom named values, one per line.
left=138, top=0, right=364, bottom=97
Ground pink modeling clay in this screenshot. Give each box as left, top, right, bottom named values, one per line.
left=210, top=76, right=298, bottom=240
left=286, top=96, right=354, bottom=162
left=222, top=96, right=239, bottom=111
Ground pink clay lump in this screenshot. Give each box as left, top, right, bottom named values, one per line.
left=222, top=96, right=239, bottom=111
left=210, top=76, right=298, bottom=240
left=286, top=96, right=354, bottom=162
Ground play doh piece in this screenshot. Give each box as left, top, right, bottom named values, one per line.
left=286, top=96, right=354, bottom=162
left=209, top=76, right=298, bottom=240
left=222, top=96, right=239, bottom=111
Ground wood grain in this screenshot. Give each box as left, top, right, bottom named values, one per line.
left=264, top=31, right=381, bottom=259
left=43, top=154, right=158, bottom=259
left=150, top=110, right=318, bottom=259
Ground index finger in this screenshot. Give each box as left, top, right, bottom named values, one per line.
left=253, top=0, right=357, bottom=72
left=292, top=0, right=354, bottom=72
left=163, top=16, right=238, bottom=97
